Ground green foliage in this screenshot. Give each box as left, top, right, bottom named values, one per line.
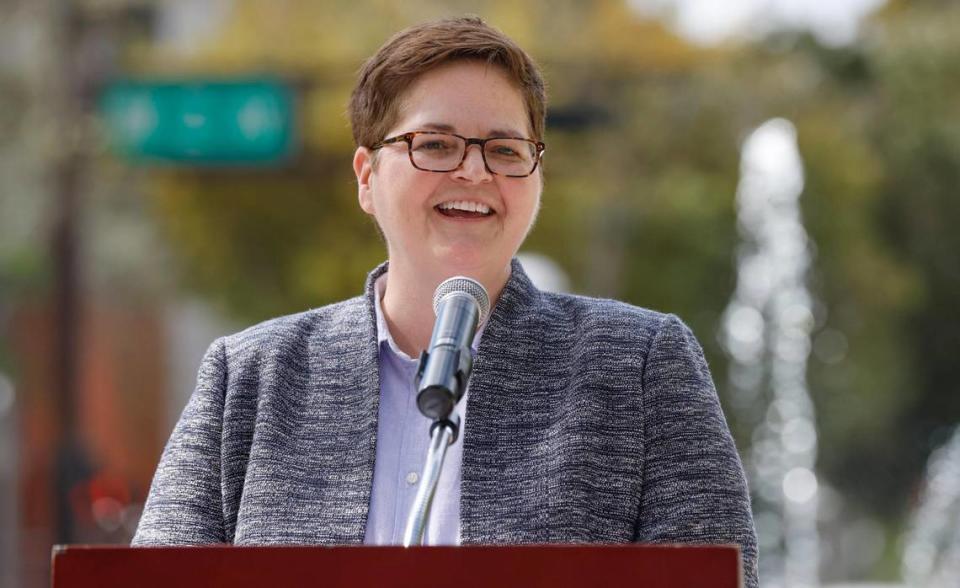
left=148, top=155, right=383, bottom=322
left=867, top=0, right=960, bottom=514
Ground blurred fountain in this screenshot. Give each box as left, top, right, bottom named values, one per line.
left=517, top=252, right=572, bottom=293
left=722, top=118, right=821, bottom=587
left=902, top=426, right=960, bottom=587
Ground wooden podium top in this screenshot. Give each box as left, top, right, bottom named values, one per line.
left=52, top=544, right=741, bottom=587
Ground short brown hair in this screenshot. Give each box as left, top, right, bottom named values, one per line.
left=349, top=16, right=547, bottom=148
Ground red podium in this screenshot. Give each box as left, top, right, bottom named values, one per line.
left=52, top=544, right=741, bottom=587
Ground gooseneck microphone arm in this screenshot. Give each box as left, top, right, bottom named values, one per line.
left=403, top=277, right=489, bottom=547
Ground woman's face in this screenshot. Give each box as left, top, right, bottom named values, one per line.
left=354, top=60, right=542, bottom=284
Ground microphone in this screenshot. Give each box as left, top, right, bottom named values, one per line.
left=414, top=276, right=490, bottom=421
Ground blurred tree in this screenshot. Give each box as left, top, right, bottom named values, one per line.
left=870, top=0, right=960, bottom=511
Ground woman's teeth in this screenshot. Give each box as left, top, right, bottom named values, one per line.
left=437, top=200, right=492, bottom=215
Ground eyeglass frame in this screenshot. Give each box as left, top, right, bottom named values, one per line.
left=370, top=131, right=546, bottom=178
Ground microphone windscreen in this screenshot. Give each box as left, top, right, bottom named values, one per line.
left=432, top=277, right=490, bottom=323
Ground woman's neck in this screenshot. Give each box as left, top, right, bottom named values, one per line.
left=380, top=258, right=510, bottom=358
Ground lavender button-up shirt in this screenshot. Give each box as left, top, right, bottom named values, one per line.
left=363, top=275, right=482, bottom=546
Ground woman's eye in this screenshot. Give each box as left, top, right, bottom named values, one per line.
left=490, top=145, right=522, bottom=159
left=417, top=140, right=452, bottom=151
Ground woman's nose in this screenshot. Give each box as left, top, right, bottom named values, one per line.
left=453, top=144, right=493, bottom=182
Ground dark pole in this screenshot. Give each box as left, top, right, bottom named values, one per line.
left=48, top=0, right=153, bottom=545
left=51, top=0, right=90, bottom=544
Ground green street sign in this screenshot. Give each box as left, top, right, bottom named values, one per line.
left=101, top=78, right=297, bottom=165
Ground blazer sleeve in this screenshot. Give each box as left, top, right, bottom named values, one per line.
left=635, top=314, right=759, bottom=588
left=132, top=338, right=228, bottom=545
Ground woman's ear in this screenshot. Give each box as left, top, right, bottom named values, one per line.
left=353, top=146, right=375, bottom=215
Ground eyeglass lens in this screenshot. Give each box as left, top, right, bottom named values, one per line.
left=409, top=133, right=537, bottom=176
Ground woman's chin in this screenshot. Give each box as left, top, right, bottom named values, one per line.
left=427, top=245, right=509, bottom=277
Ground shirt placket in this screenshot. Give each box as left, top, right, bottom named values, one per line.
left=391, top=357, right=428, bottom=543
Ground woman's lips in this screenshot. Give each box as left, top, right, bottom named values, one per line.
left=435, top=206, right=495, bottom=220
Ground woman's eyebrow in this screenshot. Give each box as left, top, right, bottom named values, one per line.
left=419, top=122, right=457, bottom=132
left=486, top=128, right=525, bottom=138
left=417, top=122, right=526, bottom=138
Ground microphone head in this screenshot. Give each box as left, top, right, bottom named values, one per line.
left=433, top=276, right=490, bottom=323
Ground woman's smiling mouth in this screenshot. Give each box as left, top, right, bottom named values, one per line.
left=435, top=200, right=495, bottom=219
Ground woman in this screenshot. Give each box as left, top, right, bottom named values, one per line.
left=134, top=16, right=758, bottom=588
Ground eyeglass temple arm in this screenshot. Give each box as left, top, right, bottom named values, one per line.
left=371, top=135, right=410, bottom=150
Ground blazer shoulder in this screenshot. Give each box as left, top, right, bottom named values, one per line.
left=217, top=296, right=369, bottom=368
left=538, top=290, right=671, bottom=340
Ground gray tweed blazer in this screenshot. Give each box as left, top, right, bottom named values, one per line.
left=134, top=260, right=758, bottom=587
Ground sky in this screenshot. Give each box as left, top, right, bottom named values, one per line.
left=629, top=0, right=889, bottom=46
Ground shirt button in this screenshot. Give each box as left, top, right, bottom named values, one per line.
left=406, top=471, right=419, bottom=485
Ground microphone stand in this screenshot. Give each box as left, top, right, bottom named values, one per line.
left=401, top=414, right=460, bottom=547
left=402, top=277, right=487, bottom=547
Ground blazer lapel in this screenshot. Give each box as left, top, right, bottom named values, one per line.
left=461, top=260, right=555, bottom=544
left=305, top=263, right=384, bottom=543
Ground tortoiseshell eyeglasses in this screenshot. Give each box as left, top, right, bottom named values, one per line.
left=371, top=131, right=546, bottom=178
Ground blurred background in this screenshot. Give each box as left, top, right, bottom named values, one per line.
left=1, top=0, right=958, bottom=586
